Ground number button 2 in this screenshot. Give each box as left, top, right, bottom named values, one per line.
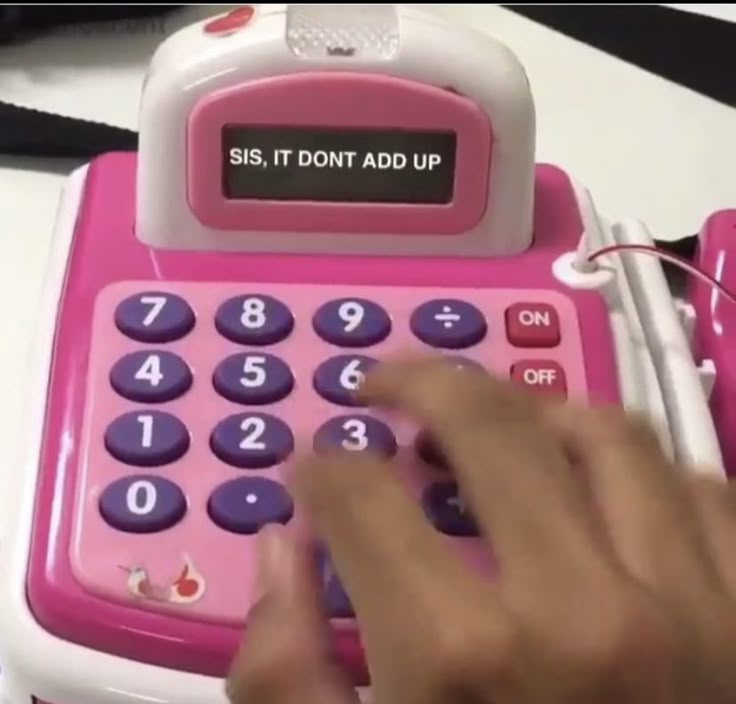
left=313, top=298, right=391, bottom=347
left=213, top=353, right=294, bottom=405
left=105, top=411, right=190, bottom=466
left=210, top=413, right=294, bottom=469
left=99, top=475, right=186, bottom=533
left=115, top=292, right=195, bottom=343
left=314, top=415, right=397, bottom=458
left=215, top=295, right=294, bottom=345
left=313, top=355, right=378, bottom=406
left=110, top=350, right=192, bottom=403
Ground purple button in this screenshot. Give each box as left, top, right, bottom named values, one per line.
left=445, top=356, right=487, bottom=374
left=210, top=413, right=294, bottom=469
left=318, top=549, right=354, bottom=618
left=215, top=295, right=294, bottom=345
left=410, top=299, right=487, bottom=349
left=314, top=415, right=397, bottom=458
left=110, top=351, right=192, bottom=403
left=115, top=292, right=195, bottom=343
left=421, top=482, right=478, bottom=536
left=313, top=355, right=378, bottom=406
left=99, top=475, right=186, bottom=533
left=105, top=411, right=190, bottom=466
left=313, top=298, right=391, bottom=348
left=213, top=353, right=294, bottom=405
left=415, top=431, right=450, bottom=472
left=208, top=477, right=293, bottom=534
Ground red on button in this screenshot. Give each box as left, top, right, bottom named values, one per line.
left=204, top=6, right=254, bottom=34
left=510, top=361, right=567, bottom=398
left=505, top=303, right=560, bottom=348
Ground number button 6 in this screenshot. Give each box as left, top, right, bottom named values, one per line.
left=313, top=298, right=391, bottom=347
left=215, top=294, right=294, bottom=345
left=110, top=350, right=193, bottom=403
left=213, top=353, right=294, bottom=404
left=115, top=292, right=195, bottom=343
left=99, top=475, right=186, bottom=533
left=314, top=415, right=397, bottom=458
left=211, top=413, right=295, bottom=469
left=313, top=355, right=378, bottom=406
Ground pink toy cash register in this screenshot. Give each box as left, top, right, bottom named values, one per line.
left=0, top=5, right=725, bottom=704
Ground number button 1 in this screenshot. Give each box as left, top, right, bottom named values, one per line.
left=99, top=475, right=186, bottom=533
left=213, top=353, right=294, bottom=405
left=313, top=355, right=378, bottom=406
left=313, top=298, right=391, bottom=347
left=210, top=413, right=294, bottom=469
left=115, top=292, right=195, bottom=343
left=215, top=295, right=294, bottom=345
left=314, top=415, right=397, bottom=458
left=105, top=411, right=190, bottom=466
left=110, top=350, right=192, bottom=403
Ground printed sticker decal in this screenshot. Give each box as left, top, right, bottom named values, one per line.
left=120, top=553, right=206, bottom=605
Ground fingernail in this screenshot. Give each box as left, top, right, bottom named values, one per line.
left=254, top=523, right=295, bottom=602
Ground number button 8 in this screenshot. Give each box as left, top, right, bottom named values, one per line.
left=313, top=298, right=391, bottom=347
left=215, top=295, right=294, bottom=345
left=313, top=355, right=378, bottom=406
left=115, top=292, right=195, bottom=343
left=211, top=412, right=295, bottom=469
left=314, top=415, right=397, bottom=458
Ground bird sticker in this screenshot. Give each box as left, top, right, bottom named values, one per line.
left=119, top=554, right=206, bottom=605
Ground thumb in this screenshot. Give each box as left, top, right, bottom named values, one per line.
left=226, top=524, right=359, bottom=704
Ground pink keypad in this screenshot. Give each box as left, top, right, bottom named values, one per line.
left=70, top=281, right=590, bottom=625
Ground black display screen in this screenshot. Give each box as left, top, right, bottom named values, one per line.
left=222, top=126, right=457, bottom=203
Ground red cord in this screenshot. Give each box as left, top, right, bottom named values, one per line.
left=587, top=244, right=736, bottom=306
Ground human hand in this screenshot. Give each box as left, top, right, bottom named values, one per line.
left=226, top=357, right=736, bottom=704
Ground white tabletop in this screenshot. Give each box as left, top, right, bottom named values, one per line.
left=0, top=3, right=735, bottom=485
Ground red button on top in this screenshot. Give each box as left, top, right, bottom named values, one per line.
left=505, top=303, right=560, bottom=348
left=204, top=6, right=254, bottom=34
left=510, top=361, right=567, bottom=398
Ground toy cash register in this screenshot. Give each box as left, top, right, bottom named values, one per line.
left=0, top=4, right=726, bottom=704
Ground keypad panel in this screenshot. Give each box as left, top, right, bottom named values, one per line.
left=71, top=282, right=589, bottom=626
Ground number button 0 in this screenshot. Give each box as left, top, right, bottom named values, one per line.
left=213, top=353, right=294, bottom=405
left=215, top=295, right=294, bottom=345
left=313, top=355, right=378, bottom=406
left=105, top=411, right=190, bottom=466
left=115, top=292, right=195, bottom=343
left=313, top=298, right=391, bottom=348
left=208, top=477, right=294, bottom=534
left=99, top=475, right=186, bottom=533
left=210, top=413, right=294, bottom=469
left=314, top=415, right=397, bottom=458
left=110, top=350, right=192, bottom=403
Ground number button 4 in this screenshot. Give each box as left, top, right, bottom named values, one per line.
left=211, top=413, right=294, bottom=469
left=215, top=294, right=294, bottom=345
left=313, top=298, right=391, bottom=348
left=213, top=353, right=294, bottom=404
left=105, top=411, right=190, bottom=466
left=110, top=350, right=192, bottom=403
left=314, top=415, right=397, bottom=458
left=115, top=292, right=195, bottom=343
left=313, top=355, right=378, bottom=406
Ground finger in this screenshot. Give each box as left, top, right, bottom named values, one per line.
left=359, top=357, right=609, bottom=586
left=227, top=525, right=359, bottom=704
left=543, top=404, right=722, bottom=600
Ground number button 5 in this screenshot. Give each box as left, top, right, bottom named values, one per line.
left=211, top=413, right=294, bottom=469
left=213, top=353, right=294, bottom=404
left=313, top=355, right=378, bottom=406
left=215, top=295, right=294, bottom=345
left=313, top=298, right=391, bottom=348
left=314, top=415, right=397, bottom=458
left=115, top=292, right=195, bottom=343
left=110, top=351, right=193, bottom=403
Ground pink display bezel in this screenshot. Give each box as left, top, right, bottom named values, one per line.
left=187, top=72, right=492, bottom=234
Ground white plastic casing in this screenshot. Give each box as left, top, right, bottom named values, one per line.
left=136, top=4, right=535, bottom=256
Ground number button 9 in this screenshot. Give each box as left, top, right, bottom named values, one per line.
left=313, top=355, right=378, bottom=406
left=313, top=298, right=391, bottom=347
left=99, top=475, right=186, bottom=533
left=213, top=353, right=294, bottom=405
left=215, top=295, right=294, bottom=345
left=115, top=292, right=195, bottom=343
left=314, top=415, right=397, bottom=458
left=211, top=412, right=294, bottom=469
left=110, top=350, right=192, bottom=403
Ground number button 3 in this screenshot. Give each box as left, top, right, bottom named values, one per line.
left=313, top=298, right=391, bottom=347
left=314, top=415, right=397, bottom=458
left=99, top=475, right=186, bottom=533
left=313, top=355, right=378, bottom=406
left=105, top=411, right=190, bottom=466
left=115, top=292, right=195, bottom=343
left=211, top=413, right=294, bottom=469
left=110, top=350, right=192, bottom=403
left=215, top=295, right=294, bottom=345
left=213, top=353, right=294, bottom=405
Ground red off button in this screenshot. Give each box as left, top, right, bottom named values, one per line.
left=505, top=303, right=560, bottom=347
left=511, top=361, right=567, bottom=398
left=204, top=6, right=254, bottom=34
